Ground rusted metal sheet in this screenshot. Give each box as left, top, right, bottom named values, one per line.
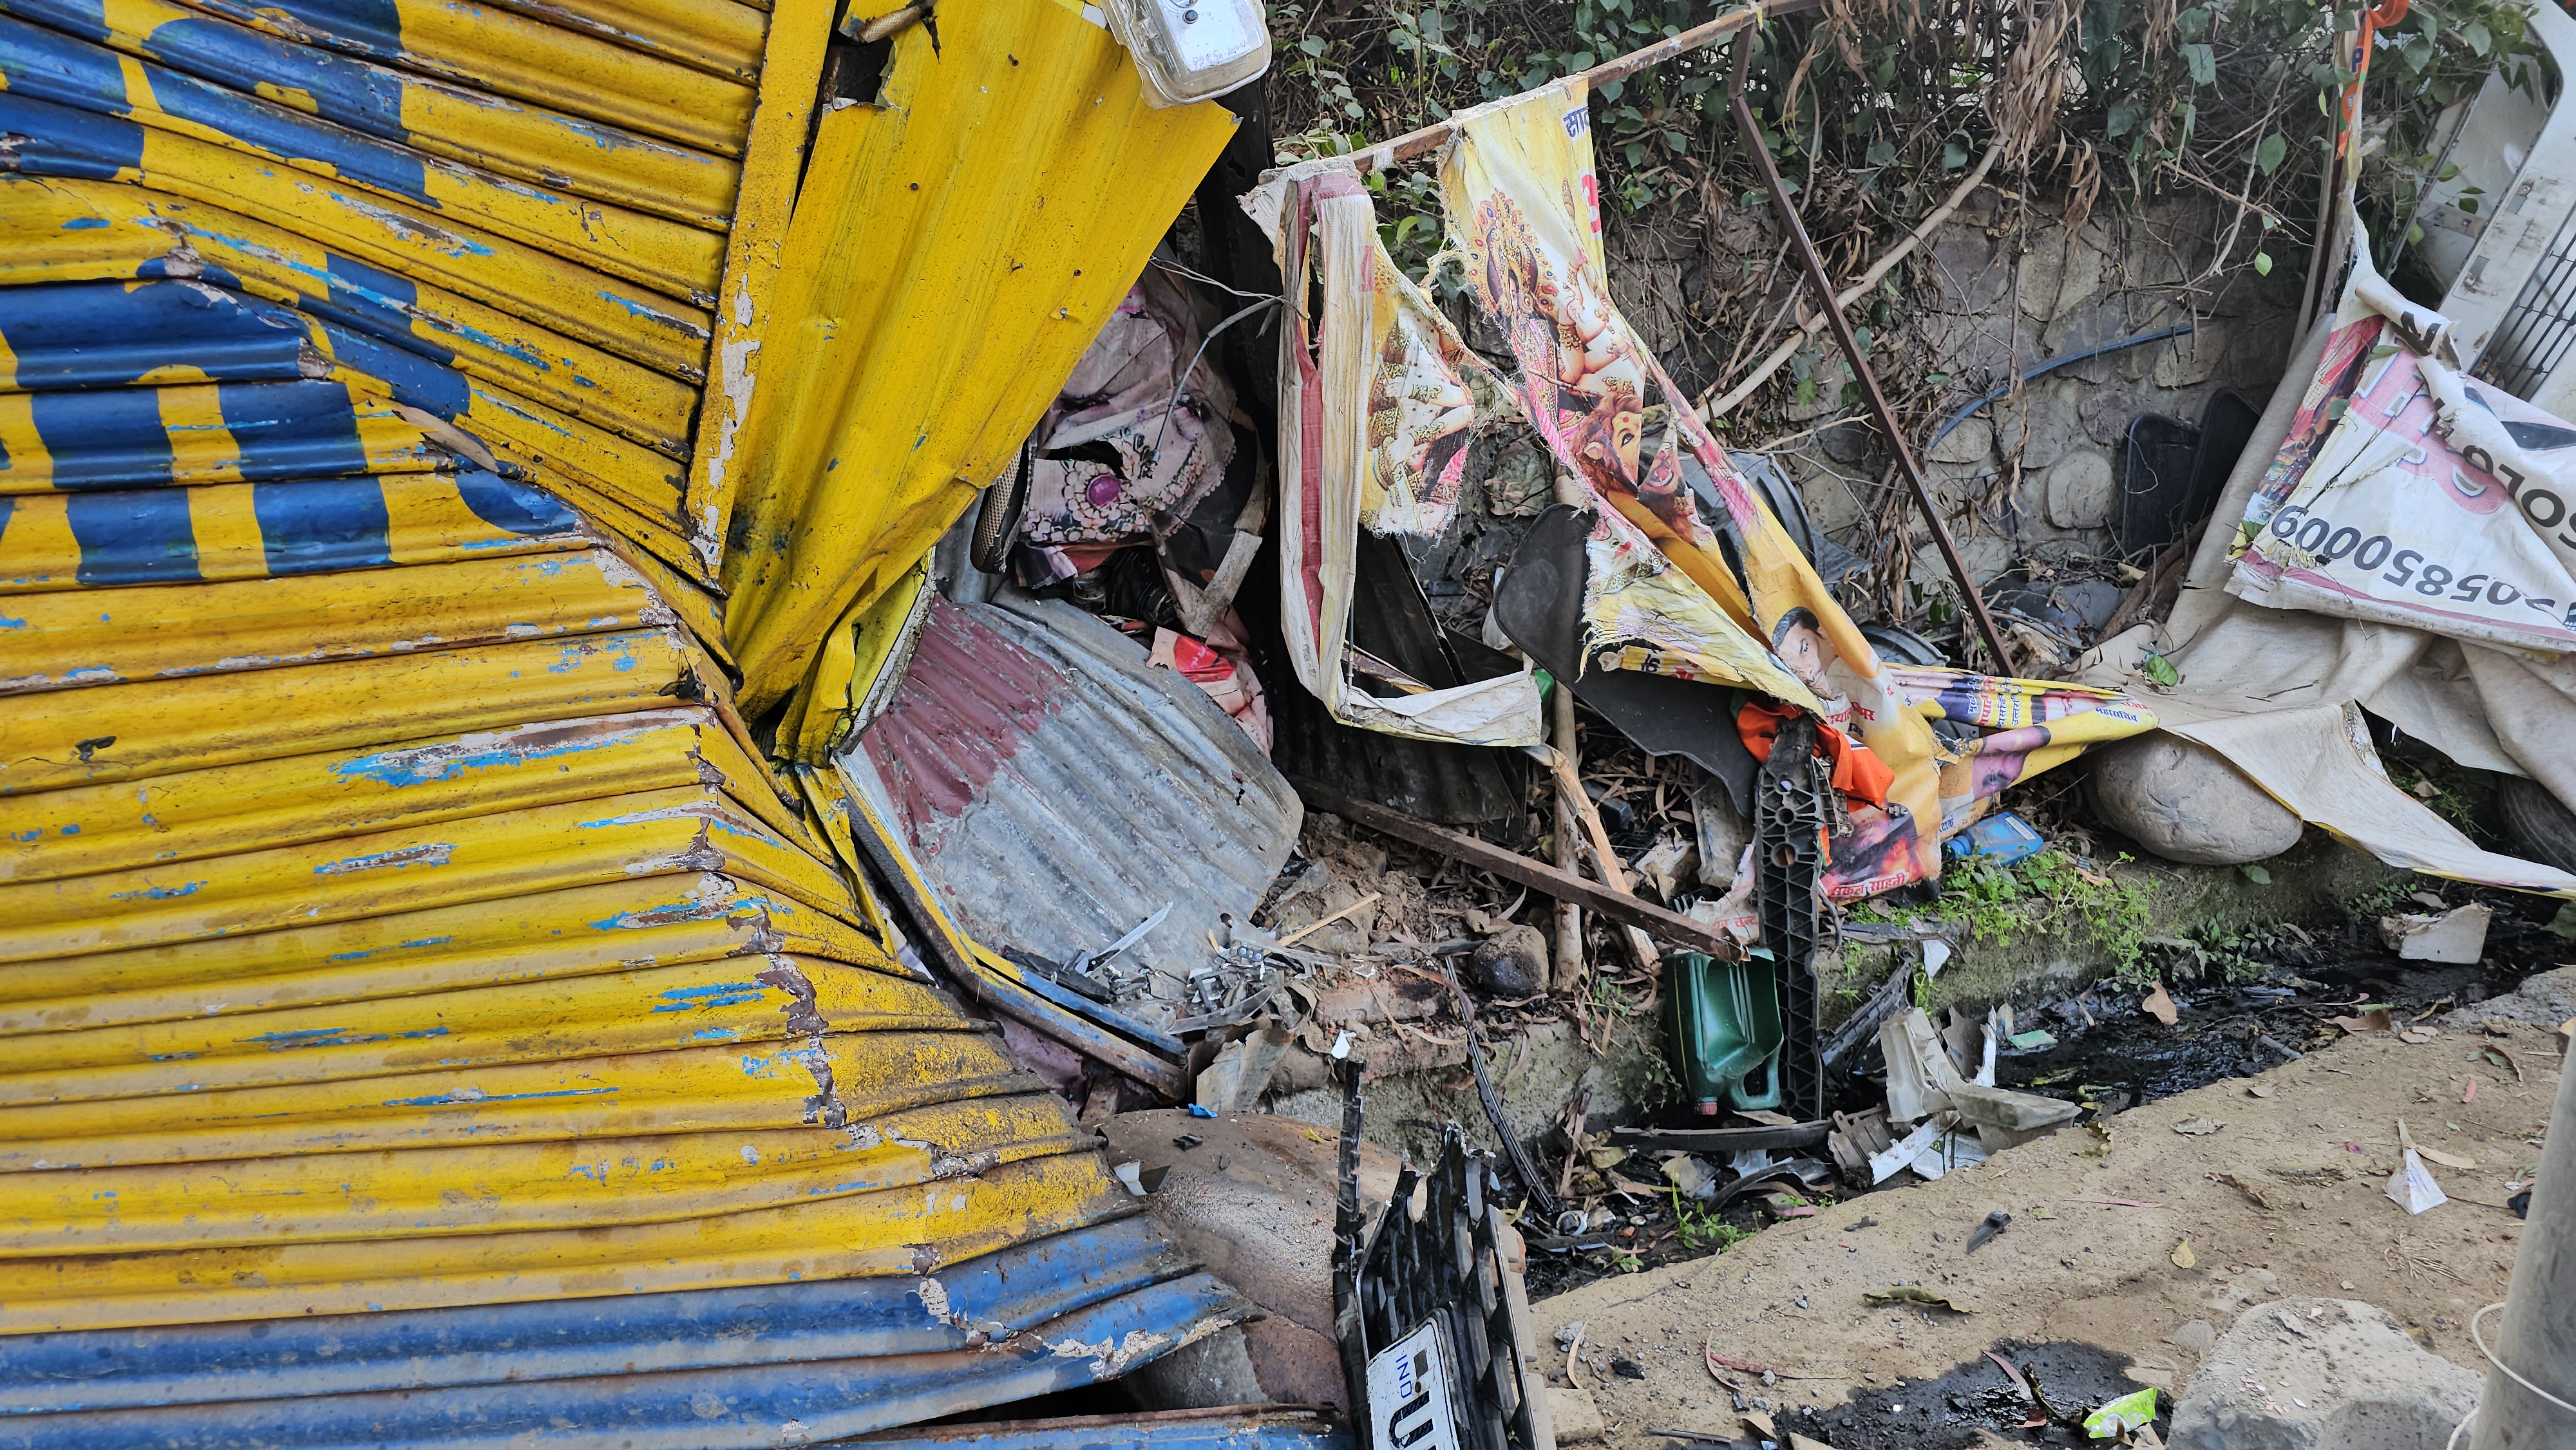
left=717, top=0, right=1236, bottom=730
left=842, top=596, right=1302, bottom=1015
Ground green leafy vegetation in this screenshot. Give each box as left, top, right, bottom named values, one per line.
left=1671, top=1193, right=1756, bottom=1252
left=2141, top=916, right=2314, bottom=983
left=2385, top=758, right=2497, bottom=844
left=1853, top=847, right=2155, bottom=978
left=1262, top=0, right=2546, bottom=375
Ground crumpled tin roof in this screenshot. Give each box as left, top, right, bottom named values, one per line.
left=0, top=0, right=1249, bottom=1427
left=842, top=595, right=1303, bottom=1016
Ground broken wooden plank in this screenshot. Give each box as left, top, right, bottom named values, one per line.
left=1609, top=1122, right=1832, bottom=1153
left=1289, top=777, right=1740, bottom=960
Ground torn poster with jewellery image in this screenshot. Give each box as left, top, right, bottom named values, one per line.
left=1253, top=80, right=2153, bottom=899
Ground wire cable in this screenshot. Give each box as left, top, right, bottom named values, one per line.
left=2472, top=1301, right=2576, bottom=1418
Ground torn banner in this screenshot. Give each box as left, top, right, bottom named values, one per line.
left=2228, top=232, right=2576, bottom=654
left=2080, top=214, right=2576, bottom=898
left=1264, top=169, right=1548, bottom=746
left=1432, top=80, right=2154, bottom=898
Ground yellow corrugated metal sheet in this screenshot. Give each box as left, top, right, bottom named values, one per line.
left=717, top=0, right=1236, bottom=743
left=0, top=0, right=1219, bottom=1360
left=0, top=179, right=705, bottom=450
left=680, top=0, right=830, bottom=571
left=169, top=0, right=762, bottom=153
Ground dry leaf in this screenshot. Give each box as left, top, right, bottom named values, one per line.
left=2079, top=1121, right=2116, bottom=1158
left=2415, top=1145, right=2477, bottom=1171
left=2462, top=1077, right=2478, bottom=1104
left=1865, top=1285, right=1973, bottom=1312
left=2174, top=1117, right=2224, bottom=1136
left=2248, top=1082, right=2276, bottom=1098
left=2477, top=1045, right=2521, bottom=1081
left=2213, top=1172, right=2271, bottom=1209
left=2333, top=1010, right=2394, bottom=1034
left=2399, top=1028, right=2439, bottom=1045
left=2171, top=1239, right=2197, bottom=1269
left=2141, top=981, right=2179, bottom=1026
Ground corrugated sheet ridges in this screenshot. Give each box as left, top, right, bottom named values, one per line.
left=715, top=0, right=1238, bottom=749
left=0, top=0, right=1240, bottom=1433
left=843, top=596, right=1302, bottom=1014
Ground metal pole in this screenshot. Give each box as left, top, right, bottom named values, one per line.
left=2465, top=1042, right=2576, bottom=1449
left=1723, top=30, right=2016, bottom=675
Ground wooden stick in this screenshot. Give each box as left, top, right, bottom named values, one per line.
left=1697, top=144, right=2003, bottom=421
left=1548, top=680, right=1588, bottom=994
left=1724, top=36, right=2014, bottom=674
left=1275, top=891, right=1383, bottom=948
left=1291, top=779, right=1742, bottom=959
left=1277, top=0, right=1821, bottom=179
left=1532, top=744, right=1662, bottom=974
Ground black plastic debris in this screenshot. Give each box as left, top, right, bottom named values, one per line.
left=1333, top=1060, right=1548, bottom=1450
left=1755, top=714, right=1835, bottom=1122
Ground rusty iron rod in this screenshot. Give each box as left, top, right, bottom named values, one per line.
left=1723, top=30, right=2015, bottom=675
left=1291, top=778, right=1742, bottom=959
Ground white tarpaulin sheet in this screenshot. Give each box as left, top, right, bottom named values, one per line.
left=2084, top=213, right=2576, bottom=897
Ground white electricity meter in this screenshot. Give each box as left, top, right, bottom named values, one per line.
left=1099, top=0, right=1269, bottom=108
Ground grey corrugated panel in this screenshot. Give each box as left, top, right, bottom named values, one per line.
left=842, top=594, right=1302, bottom=1010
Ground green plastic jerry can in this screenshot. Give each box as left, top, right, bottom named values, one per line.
left=1669, top=951, right=1786, bottom=1115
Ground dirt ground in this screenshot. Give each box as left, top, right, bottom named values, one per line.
left=1528, top=990, right=2565, bottom=1447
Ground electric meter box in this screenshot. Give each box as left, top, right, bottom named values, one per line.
left=1099, top=0, right=1269, bottom=108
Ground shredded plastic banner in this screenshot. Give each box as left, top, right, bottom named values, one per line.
left=2230, top=225, right=2576, bottom=654
left=1436, top=82, right=2151, bottom=897
left=1246, top=84, right=2153, bottom=895
left=1259, top=168, right=1546, bottom=747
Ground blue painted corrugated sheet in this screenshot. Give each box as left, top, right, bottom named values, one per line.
left=0, top=1218, right=1246, bottom=1449
left=860, top=1408, right=1356, bottom=1450
left=0, top=0, right=1252, bottom=1433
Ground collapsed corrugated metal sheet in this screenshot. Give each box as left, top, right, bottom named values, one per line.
left=0, top=0, right=1251, bottom=1433
left=715, top=0, right=1237, bottom=752
left=0, top=1219, right=1239, bottom=1449
left=840, top=595, right=1302, bottom=1022
left=860, top=1408, right=1356, bottom=1450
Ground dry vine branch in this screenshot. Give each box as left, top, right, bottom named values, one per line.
left=1696, top=142, right=2003, bottom=420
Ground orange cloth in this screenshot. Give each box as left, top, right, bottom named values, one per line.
left=1736, top=699, right=1896, bottom=808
